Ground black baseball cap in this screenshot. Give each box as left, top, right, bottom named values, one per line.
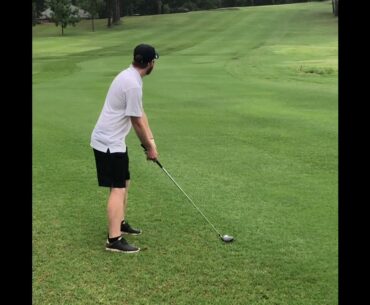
left=133, top=44, right=159, bottom=64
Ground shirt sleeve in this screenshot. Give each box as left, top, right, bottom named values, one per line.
left=125, top=87, right=143, bottom=117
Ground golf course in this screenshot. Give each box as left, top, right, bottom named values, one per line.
left=33, top=1, right=338, bottom=304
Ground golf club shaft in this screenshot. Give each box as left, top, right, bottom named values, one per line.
left=156, top=161, right=222, bottom=237
left=140, top=144, right=222, bottom=237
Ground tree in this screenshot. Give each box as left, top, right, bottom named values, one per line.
left=47, top=0, right=80, bottom=35
left=35, top=0, right=46, bottom=13
left=197, top=0, right=219, bottom=9
left=162, top=3, right=171, bottom=13
left=122, top=0, right=139, bottom=16
left=33, top=0, right=47, bottom=25
left=77, top=0, right=104, bottom=31
left=105, top=0, right=120, bottom=27
left=106, top=0, right=112, bottom=27
left=332, top=0, right=338, bottom=17
left=32, top=0, right=38, bottom=25
left=112, top=0, right=121, bottom=25
left=156, top=0, right=162, bottom=14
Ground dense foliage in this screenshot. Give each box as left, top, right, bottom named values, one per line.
left=33, top=0, right=316, bottom=20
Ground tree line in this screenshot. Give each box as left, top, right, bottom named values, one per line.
left=32, top=0, right=331, bottom=35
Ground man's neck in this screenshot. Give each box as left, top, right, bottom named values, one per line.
left=133, top=66, right=146, bottom=78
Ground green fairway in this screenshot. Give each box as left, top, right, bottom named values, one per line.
left=33, top=2, right=337, bottom=304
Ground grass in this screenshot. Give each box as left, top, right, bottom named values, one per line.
left=33, top=2, right=337, bottom=304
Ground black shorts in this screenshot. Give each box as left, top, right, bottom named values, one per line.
left=93, top=148, right=130, bottom=188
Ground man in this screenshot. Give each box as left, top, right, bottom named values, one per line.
left=90, top=44, right=159, bottom=253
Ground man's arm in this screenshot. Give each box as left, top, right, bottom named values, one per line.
left=130, top=112, right=158, bottom=160
left=141, top=112, right=154, bottom=139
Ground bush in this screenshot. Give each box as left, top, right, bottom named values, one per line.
left=163, top=4, right=171, bottom=14
left=182, top=1, right=199, bottom=11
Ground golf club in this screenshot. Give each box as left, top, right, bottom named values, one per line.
left=141, top=144, right=234, bottom=243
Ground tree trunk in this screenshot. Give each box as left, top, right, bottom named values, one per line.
left=332, top=0, right=338, bottom=17
left=107, top=0, right=112, bottom=27
left=157, top=0, right=162, bottom=14
left=112, top=0, right=120, bottom=25
left=91, top=16, right=95, bottom=32
left=62, top=26, right=64, bottom=36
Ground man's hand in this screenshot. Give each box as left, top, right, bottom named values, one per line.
left=146, top=139, right=158, bottom=161
left=142, top=140, right=158, bottom=161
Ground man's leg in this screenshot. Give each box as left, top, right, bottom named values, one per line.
left=121, top=179, right=142, bottom=235
left=107, top=187, right=125, bottom=238
left=123, top=180, right=130, bottom=220
left=106, top=186, right=140, bottom=253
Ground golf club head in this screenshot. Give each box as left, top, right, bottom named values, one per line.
left=220, top=234, right=234, bottom=243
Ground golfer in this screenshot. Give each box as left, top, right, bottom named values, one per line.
left=90, top=44, right=159, bottom=253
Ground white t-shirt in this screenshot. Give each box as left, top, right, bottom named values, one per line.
left=90, top=65, right=143, bottom=153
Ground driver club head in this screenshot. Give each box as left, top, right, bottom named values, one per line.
left=220, top=234, right=234, bottom=243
